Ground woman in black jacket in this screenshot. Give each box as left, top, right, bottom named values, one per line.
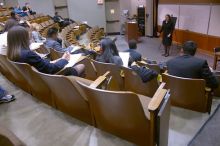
left=158, top=14, right=174, bottom=57
left=7, top=26, right=84, bottom=76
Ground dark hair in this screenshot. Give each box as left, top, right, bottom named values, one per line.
left=110, top=39, right=119, bottom=56
left=166, top=14, right=171, bottom=21
left=7, top=26, right=30, bottom=61
left=99, top=38, right=116, bottom=63
left=10, top=11, right=16, bottom=17
left=4, top=19, right=18, bottom=32
left=47, top=27, right=58, bottom=38
left=182, top=41, right=197, bottom=56
left=55, top=12, right=58, bottom=15
left=129, top=39, right=137, bottom=49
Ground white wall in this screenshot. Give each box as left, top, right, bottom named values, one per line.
left=5, top=0, right=18, bottom=7
left=130, top=0, right=146, bottom=16
left=158, top=4, right=220, bottom=37
left=17, top=0, right=55, bottom=16
left=67, top=0, right=106, bottom=29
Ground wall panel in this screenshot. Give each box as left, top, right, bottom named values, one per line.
left=179, top=5, right=210, bottom=34
left=208, top=5, right=220, bottom=37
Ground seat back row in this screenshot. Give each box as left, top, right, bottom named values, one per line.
left=76, top=58, right=160, bottom=97
left=0, top=53, right=171, bottom=146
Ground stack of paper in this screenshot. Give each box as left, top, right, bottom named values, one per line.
left=119, top=52, right=130, bottom=67
left=70, top=45, right=81, bottom=53
left=30, top=43, right=43, bottom=51
left=65, top=54, right=82, bottom=68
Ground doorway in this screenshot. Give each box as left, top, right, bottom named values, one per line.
left=105, top=0, right=120, bottom=35
left=53, top=0, right=69, bottom=18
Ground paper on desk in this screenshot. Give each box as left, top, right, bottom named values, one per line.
left=30, top=43, right=43, bottom=51
left=65, top=54, right=82, bottom=68
left=70, top=45, right=81, bottom=53
left=119, top=52, right=130, bottom=67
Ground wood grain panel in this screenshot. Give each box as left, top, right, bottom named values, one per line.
left=158, top=26, right=220, bottom=54
left=159, top=0, right=220, bottom=4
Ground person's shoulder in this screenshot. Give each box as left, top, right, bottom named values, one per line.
left=167, top=56, right=181, bottom=63
left=21, top=49, right=36, bottom=56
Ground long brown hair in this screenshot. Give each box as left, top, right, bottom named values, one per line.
left=7, top=26, right=30, bottom=61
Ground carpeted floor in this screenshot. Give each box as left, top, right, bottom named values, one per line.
left=0, top=36, right=220, bottom=146
left=188, top=104, right=220, bottom=146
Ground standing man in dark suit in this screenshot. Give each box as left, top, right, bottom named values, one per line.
left=124, top=39, right=142, bottom=63
left=167, top=41, right=219, bottom=89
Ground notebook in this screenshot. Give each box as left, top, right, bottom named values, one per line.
left=70, top=45, right=81, bottom=53
left=30, top=43, right=43, bottom=51
left=65, top=54, right=82, bottom=68
left=119, top=52, right=130, bottom=67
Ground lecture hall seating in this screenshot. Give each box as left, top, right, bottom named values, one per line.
left=162, top=73, right=213, bottom=113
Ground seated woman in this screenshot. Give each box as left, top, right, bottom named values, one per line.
left=7, top=26, right=85, bottom=76
left=96, top=38, right=123, bottom=66
left=30, top=23, right=46, bottom=43
left=96, top=38, right=158, bottom=83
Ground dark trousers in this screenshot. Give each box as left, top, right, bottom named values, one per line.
left=0, top=86, right=6, bottom=99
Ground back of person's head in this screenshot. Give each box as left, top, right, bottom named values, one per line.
left=129, top=39, right=137, bottom=50
left=7, top=26, right=30, bottom=61
left=100, top=38, right=115, bottom=63
left=10, top=11, right=16, bottom=17
left=47, top=27, right=58, bottom=38
left=109, top=39, right=119, bottom=56
left=182, top=41, right=197, bottom=56
left=4, top=19, right=18, bottom=32
left=55, top=12, right=58, bottom=15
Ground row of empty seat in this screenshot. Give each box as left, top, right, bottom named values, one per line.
left=61, top=23, right=87, bottom=47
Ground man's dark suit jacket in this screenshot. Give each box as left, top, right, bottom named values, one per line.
left=167, top=54, right=219, bottom=89
left=17, top=49, right=68, bottom=74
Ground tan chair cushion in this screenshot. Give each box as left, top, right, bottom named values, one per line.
left=138, top=94, right=151, bottom=120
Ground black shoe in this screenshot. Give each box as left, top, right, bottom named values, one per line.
left=165, top=54, right=169, bottom=57
left=0, top=95, right=15, bottom=104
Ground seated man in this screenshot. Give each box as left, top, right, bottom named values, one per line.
left=44, top=27, right=73, bottom=52
left=167, top=41, right=219, bottom=89
left=0, top=86, right=15, bottom=104
left=124, top=40, right=142, bottom=63
left=4, top=11, right=19, bottom=31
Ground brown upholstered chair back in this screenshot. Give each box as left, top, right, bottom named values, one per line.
left=162, top=73, right=211, bottom=113
left=92, top=60, right=124, bottom=90
left=33, top=69, right=93, bottom=125
left=122, top=67, right=159, bottom=97
left=50, top=49, right=64, bottom=61
left=76, top=80, right=150, bottom=145
left=213, top=71, right=220, bottom=97
left=0, top=56, right=14, bottom=81
left=76, top=57, right=97, bottom=80
left=0, top=126, right=25, bottom=146
left=10, top=61, right=53, bottom=106
left=0, top=55, right=30, bottom=93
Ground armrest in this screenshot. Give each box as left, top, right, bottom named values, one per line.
left=205, top=87, right=212, bottom=92
left=148, top=83, right=167, bottom=112
left=89, top=71, right=110, bottom=89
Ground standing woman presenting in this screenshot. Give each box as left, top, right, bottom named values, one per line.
left=158, top=14, right=174, bottom=57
